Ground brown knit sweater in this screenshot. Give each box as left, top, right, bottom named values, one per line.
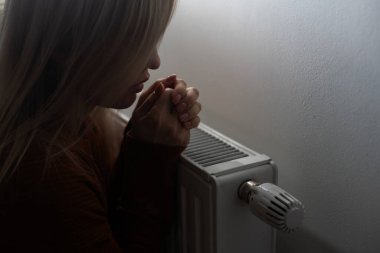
left=0, top=110, right=184, bottom=252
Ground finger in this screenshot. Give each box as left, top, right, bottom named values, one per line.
left=178, top=102, right=202, bottom=123
left=137, top=75, right=177, bottom=107
left=175, top=87, right=199, bottom=113
left=172, top=79, right=187, bottom=105
left=162, top=74, right=177, bottom=88
left=183, top=116, right=201, bottom=129
left=150, top=75, right=176, bottom=90
left=134, top=82, right=164, bottom=117
left=154, top=87, right=177, bottom=116
left=136, top=82, right=162, bottom=108
left=181, top=87, right=199, bottom=105
left=152, top=74, right=177, bottom=86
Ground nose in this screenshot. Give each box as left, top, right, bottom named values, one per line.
left=147, top=49, right=161, bottom=70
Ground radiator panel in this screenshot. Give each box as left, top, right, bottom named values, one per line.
left=184, top=128, right=249, bottom=167
left=178, top=163, right=215, bottom=253
left=215, top=164, right=276, bottom=253
left=176, top=123, right=277, bottom=253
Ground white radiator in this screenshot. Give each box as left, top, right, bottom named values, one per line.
left=170, top=123, right=304, bottom=253
left=118, top=112, right=304, bottom=253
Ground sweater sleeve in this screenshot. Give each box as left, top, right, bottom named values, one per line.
left=108, top=134, right=185, bottom=253
left=1, top=117, right=185, bottom=253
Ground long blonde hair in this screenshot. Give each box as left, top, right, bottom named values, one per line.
left=0, top=0, right=176, bottom=183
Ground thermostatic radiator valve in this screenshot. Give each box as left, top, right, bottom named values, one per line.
left=238, top=181, right=304, bottom=233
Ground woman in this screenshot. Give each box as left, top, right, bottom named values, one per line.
left=0, top=0, right=201, bottom=252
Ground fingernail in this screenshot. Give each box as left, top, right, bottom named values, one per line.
left=180, top=113, right=189, bottom=122
left=164, top=75, right=177, bottom=85
left=167, top=74, right=177, bottom=80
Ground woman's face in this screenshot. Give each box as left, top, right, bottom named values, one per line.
left=111, top=49, right=161, bottom=109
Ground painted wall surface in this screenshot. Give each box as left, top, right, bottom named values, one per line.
left=125, top=0, right=380, bottom=252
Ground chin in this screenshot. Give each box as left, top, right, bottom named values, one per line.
left=99, top=93, right=137, bottom=109
left=113, top=94, right=137, bottom=109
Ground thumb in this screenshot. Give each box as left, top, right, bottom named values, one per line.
left=154, top=88, right=178, bottom=116
left=162, top=75, right=177, bottom=89
left=136, top=82, right=161, bottom=108
left=134, top=82, right=165, bottom=117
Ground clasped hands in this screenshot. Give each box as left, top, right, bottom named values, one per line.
left=127, top=75, right=201, bottom=147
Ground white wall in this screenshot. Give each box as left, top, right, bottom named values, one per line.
left=141, top=0, right=380, bottom=252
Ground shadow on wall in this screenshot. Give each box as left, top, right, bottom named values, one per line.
left=277, top=228, right=344, bottom=253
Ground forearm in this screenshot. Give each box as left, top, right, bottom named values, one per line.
left=109, top=134, right=185, bottom=252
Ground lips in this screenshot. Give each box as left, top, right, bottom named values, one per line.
left=133, top=83, right=144, bottom=93
left=131, top=74, right=150, bottom=93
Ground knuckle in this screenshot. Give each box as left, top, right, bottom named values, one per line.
left=186, top=102, right=201, bottom=119
left=191, top=87, right=200, bottom=97
left=164, top=87, right=173, bottom=93
left=184, top=121, right=192, bottom=129
left=185, top=87, right=199, bottom=101
left=193, top=117, right=201, bottom=127
left=189, top=106, right=199, bottom=118
left=195, top=102, right=202, bottom=113
left=177, top=78, right=186, bottom=85
left=176, top=80, right=187, bottom=92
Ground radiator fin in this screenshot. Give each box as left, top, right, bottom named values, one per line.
left=184, top=128, right=249, bottom=167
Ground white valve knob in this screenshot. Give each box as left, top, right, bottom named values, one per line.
left=238, top=181, right=304, bottom=233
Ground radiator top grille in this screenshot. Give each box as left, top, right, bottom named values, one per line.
left=183, top=128, right=249, bottom=167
